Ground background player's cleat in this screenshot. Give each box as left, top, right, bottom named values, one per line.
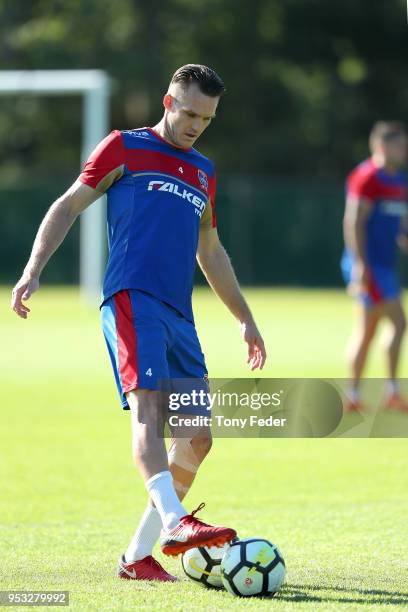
left=385, top=393, right=408, bottom=414
left=160, top=503, right=237, bottom=557
left=344, top=399, right=365, bottom=413
left=117, top=554, right=178, bottom=581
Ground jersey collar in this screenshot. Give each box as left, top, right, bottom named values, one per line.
left=147, top=127, right=192, bottom=152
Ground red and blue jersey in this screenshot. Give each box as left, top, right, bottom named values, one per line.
left=345, top=158, right=407, bottom=268
left=79, top=127, right=216, bottom=322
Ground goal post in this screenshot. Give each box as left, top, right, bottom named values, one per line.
left=0, top=69, right=110, bottom=301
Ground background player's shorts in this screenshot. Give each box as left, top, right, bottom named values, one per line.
left=341, top=254, right=401, bottom=307
left=101, top=289, right=209, bottom=412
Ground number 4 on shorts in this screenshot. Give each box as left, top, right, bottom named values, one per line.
left=145, top=368, right=152, bottom=376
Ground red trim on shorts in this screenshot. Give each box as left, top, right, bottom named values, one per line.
left=367, top=271, right=382, bottom=304
left=114, top=290, right=139, bottom=392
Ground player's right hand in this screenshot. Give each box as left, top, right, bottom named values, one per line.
left=11, top=275, right=40, bottom=319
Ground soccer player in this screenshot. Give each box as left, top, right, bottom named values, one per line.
left=11, top=65, right=266, bottom=581
left=342, top=121, right=408, bottom=412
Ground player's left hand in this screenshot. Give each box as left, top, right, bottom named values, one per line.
left=240, top=320, right=266, bottom=370
left=11, top=275, right=40, bottom=319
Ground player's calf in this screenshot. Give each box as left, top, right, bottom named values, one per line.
left=168, top=429, right=212, bottom=499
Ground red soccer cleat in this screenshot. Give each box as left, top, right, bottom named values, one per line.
left=385, top=393, right=408, bottom=414
left=117, top=554, right=178, bottom=582
left=160, top=503, right=237, bottom=557
left=344, top=399, right=365, bottom=414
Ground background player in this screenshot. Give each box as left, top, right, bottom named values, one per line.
left=11, top=64, right=266, bottom=581
left=342, top=121, right=408, bottom=412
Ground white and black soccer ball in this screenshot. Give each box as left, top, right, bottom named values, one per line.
left=181, top=542, right=232, bottom=588
left=221, top=537, right=285, bottom=597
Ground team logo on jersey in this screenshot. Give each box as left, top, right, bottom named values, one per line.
left=198, top=169, right=209, bottom=192
left=147, top=180, right=206, bottom=217
left=125, top=130, right=150, bottom=138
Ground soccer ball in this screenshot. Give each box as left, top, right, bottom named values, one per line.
left=221, top=538, right=285, bottom=597
left=181, top=542, right=232, bottom=588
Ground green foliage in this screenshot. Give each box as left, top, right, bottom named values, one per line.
left=0, top=183, right=79, bottom=284
left=2, top=2, right=408, bottom=286
left=1, top=0, right=408, bottom=179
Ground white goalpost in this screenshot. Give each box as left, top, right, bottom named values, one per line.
left=0, top=69, right=110, bottom=301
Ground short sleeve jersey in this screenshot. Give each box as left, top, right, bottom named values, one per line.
left=346, top=158, right=408, bottom=267
left=79, top=127, right=217, bottom=322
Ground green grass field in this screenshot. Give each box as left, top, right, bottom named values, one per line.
left=1, top=287, right=408, bottom=611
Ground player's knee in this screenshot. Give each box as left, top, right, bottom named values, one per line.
left=127, top=390, right=166, bottom=421
left=390, top=313, right=406, bottom=337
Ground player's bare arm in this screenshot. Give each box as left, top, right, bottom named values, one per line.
left=343, top=196, right=371, bottom=291
left=11, top=167, right=121, bottom=319
left=197, top=207, right=266, bottom=370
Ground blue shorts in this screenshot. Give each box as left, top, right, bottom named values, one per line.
left=101, top=289, right=209, bottom=412
left=341, top=255, right=401, bottom=307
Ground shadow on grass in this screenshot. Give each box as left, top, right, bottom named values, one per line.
left=277, top=583, right=408, bottom=606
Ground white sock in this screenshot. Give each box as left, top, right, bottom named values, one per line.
left=145, top=470, right=186, bottom=531
left=124, top=503, right=163, bottom=562
left=387, top=380, right=399, bottom=397
left=347, top=387, right=360, bottom=402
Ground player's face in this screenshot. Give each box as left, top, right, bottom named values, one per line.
left=382, top=133, right=407, bottom=168
left=165, top=83, right=219, bottom=148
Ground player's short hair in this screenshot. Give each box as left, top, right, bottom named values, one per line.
left=170, top=64, right=226, bottom=97
left=369, top=121, right=406, bottom=152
